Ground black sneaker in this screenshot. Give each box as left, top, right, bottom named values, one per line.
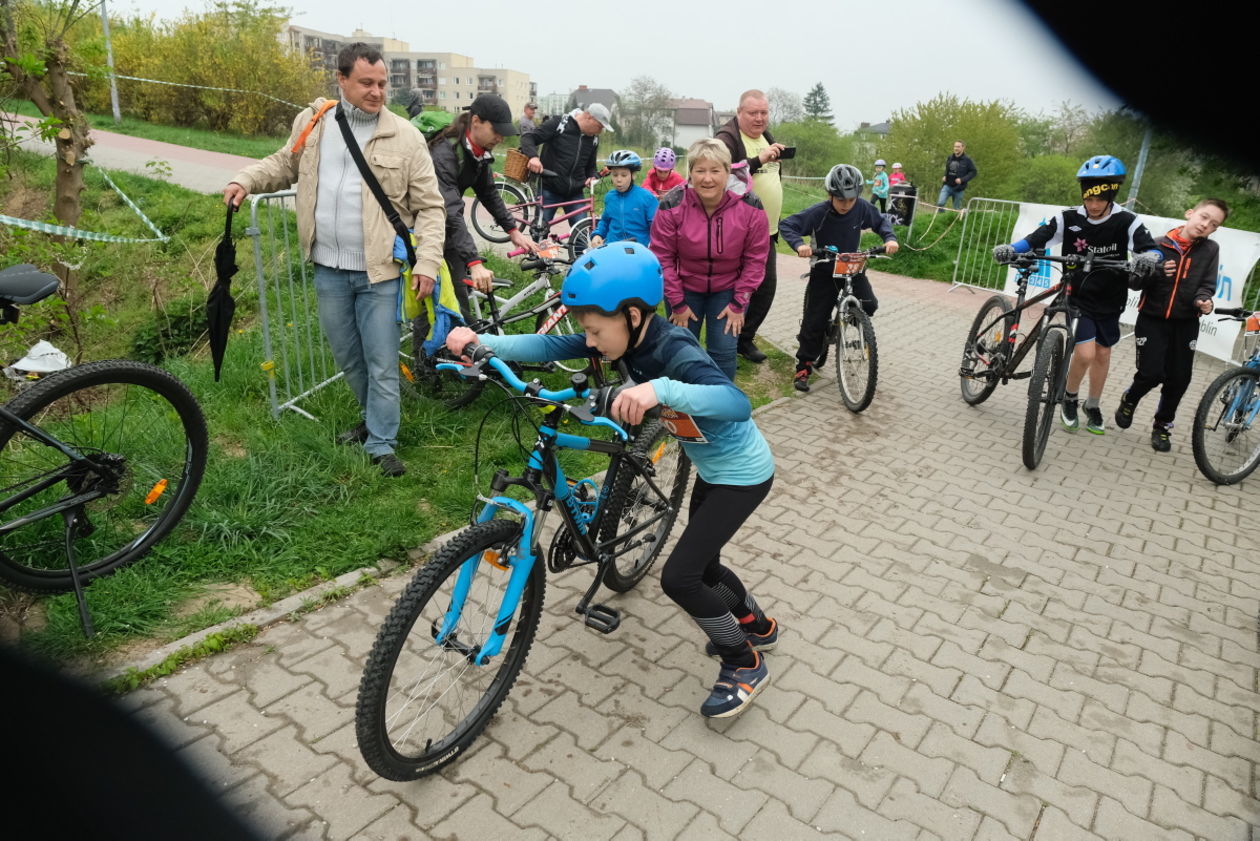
left=793, top=364, right=812, bottom=393
left=1085, top=405, right=1105, bottom=435
left=1151, top=424, right=1172, bottom=453
left=1060, top=398, right=1079, bottom=431
left=1115, top=393, right=1136, bottom=429
left=371, top=453, right=406, bottom=477
left=738, top=340, right=768, bottom=364
left=337, top=422, right=368, bottom=446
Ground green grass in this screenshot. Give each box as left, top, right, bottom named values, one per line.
left=6, top=99, right=286, bottom=159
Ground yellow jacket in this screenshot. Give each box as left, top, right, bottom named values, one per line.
left=230, top=98, right=445, bottom=282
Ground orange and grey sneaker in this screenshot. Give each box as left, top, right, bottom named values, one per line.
left=700, top=649, right=769, bottom=718
left=793, top=362, right=812, bottom=393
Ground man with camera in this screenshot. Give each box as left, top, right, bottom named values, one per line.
left=716, top=89, right=789, bottom=364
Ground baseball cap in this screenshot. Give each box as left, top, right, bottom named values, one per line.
left=469, top=94, right=517, bottom=136
left=585, top=102, right=613, bottom=131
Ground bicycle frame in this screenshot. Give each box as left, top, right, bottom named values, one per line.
left=0, top=404, right=114, bottom=531
left=974, top=278, right=1070, bottom=385
left=432, top=358, right=676, bottom=665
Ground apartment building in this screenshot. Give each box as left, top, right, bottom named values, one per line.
left=283, top=24, right=536, bottom=119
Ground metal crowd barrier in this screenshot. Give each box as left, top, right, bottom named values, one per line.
left=247, top=190, right=340, bottom=420
left=948, top=197, right=1022, bottom=293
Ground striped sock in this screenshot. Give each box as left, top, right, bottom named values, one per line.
left=694, top=613, right=752, bottom=665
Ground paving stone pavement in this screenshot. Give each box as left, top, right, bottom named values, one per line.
left=113, top=254, right=1259, bottom=840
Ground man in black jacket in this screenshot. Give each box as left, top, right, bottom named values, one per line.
left=429, top=94, right=537, bottom=319
left=715, top=89, right=787, bottom=364
left=937, top=140, right=976, bottom=211
left=520, top=103, right=610, bottom=225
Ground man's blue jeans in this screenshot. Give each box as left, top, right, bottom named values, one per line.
left=541, top=186, right=589, bottom=227
left=681, top=288, right=738, bottom=382
left=312, top=265, right=400, bottom=456
left=937, top=184, right=966, bottom=210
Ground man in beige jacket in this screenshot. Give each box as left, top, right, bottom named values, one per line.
left=225, top=43, right=444, bottom=476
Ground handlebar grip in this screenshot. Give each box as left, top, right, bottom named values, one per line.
left=1215, top=307, right=1244, bottom=317
left=870, top=245, right=886, bottom=256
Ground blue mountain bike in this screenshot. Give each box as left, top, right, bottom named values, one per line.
left=1192, top=307, right=1260, bottom=484
left=355, top=346, right=692, bottom=780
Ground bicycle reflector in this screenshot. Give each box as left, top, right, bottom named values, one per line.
left=482, top=549, right=508, bottom=570
left=144, top=479, right=169, bottom=505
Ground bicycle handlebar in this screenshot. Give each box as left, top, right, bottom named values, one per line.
left=436, top=346, right=630, bottom=439
left=1001, top=252, right=1134, bottom=272
left=808, top=244, right=887, bottom=269
left=1212, top=307, right=1255, bottom=320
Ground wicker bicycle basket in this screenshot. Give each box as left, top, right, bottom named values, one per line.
left=504, top=148, right=529, bottom=182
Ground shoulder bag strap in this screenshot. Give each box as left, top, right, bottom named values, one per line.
left=334, top=105, right=417, bottom=269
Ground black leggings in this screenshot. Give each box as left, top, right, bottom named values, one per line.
left=659, top=475, right=773, bottom=621
left=739, top=233, right=779, bottom=344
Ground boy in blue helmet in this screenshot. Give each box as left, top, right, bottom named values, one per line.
left=993, top=155, right=1164, bottom=434
left=590, top=150, right=658, bottom=248
left=445, top=241, right=777, bottom=719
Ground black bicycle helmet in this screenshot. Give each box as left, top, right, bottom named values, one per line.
left=825, top=164, right=864, bottom=199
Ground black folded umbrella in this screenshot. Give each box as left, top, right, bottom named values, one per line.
left=207, top=203, right=238, bottom=382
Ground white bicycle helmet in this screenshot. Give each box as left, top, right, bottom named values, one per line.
left=874, top=159, right=886, bottom=166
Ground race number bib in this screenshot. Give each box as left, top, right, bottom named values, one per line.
left=660, top=408, right=708, bottom=443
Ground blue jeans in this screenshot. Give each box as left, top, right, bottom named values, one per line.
left=312, top=265, right=401, bottom=456
left=682, top=288, right=738, bottom=381
left=937, top=184, right=966, bottom=210
left=541, top=186, right=589, bottom=227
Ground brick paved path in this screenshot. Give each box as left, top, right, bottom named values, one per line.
left=116, top=256, right=1259, bottom=840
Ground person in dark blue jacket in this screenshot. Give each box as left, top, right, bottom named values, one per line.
left=590, top=150, right=657, bottom=248
left=780, top=164, right=899, bottom=392
left=445, top=242, right=778, bottom=720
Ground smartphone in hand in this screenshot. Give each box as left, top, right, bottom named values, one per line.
left=778, top=146, right=797, bottom=160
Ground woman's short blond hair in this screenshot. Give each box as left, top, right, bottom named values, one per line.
left=686, top=138, right=731, bottom=173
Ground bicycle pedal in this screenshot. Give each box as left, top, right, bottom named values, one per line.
left=579, top=603, right=620, bottom=634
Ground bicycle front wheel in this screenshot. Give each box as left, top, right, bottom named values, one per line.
left=566, top=218, right=593, bottom=262
left=961, top=294, right=1012, bottom=406
left=1022, top=328, right=1066, bottom=470
left=0, top=360, right=208, bottom=593
left=470, top=183, right=530, bottom=244
left=835, top=304, right=878, bottom=412
left=1192, top=366, right=1260, bottom=485
left=600, top=419, right=692, bottom=592
left=356, top=519, right=543, bottom=780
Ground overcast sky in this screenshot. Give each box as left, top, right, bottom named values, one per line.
left=115, top=0, right=1120, bottom=127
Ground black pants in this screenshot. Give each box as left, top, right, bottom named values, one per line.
left=1127, top=313, right=1200, bottom=425
left=659, top=475, right=772, bottom=620
left=739, top=233, right=778, bottom=345
left=871, top=195, right=887, bottom=213
left=796, top=269, right=878, bottom=363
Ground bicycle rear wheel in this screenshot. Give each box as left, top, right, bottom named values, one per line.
left=470, top=183, right=531, bottom=244
left=1022, top=328, right=1066, bottom=470
left=835, top=304, right=878, bottom=413
left=356, top=518, right=543, bottom=780
left=960, top=294, right=1013, bottom=406
left=566, top=218, right=593, bottom=262
left=1192, top=367, right=1260, bottom=485
left=0, top=360, right=208, bottom=593
left=599, top=420, right=692, bottom=592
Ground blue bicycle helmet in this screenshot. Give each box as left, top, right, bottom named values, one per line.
left=562, top=241, right=662, bottom=316
left=606, top=150, right=643, bottom=172
left=1077, top=155, right=1126, bottom=179
left=1077, top=155, right=1126, bottom=202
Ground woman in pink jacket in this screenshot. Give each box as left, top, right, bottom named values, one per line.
left=649, top=138, right=769, bottom=380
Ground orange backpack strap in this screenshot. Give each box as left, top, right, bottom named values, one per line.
left=290, top=100, right=338, bottom=153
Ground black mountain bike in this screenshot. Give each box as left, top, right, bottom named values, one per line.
left=0, top=265, right=208, bottom=634
left=958, top=252, right=1134, bottom=469
left=806, top=245, right=886, bottom=412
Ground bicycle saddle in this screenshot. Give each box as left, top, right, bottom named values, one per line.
left=0, top=264, right=60, bottom=304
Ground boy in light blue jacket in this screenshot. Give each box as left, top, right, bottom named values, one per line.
left=590, top=150, right=657, bottom=248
